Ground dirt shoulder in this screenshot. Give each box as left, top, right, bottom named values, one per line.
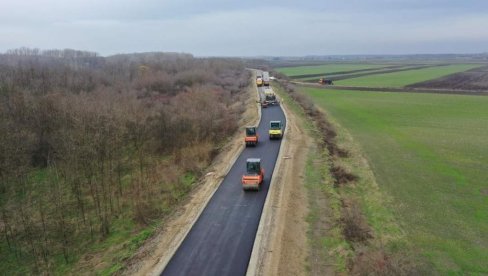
left=247, top=84, right=312, bottom=276
left=120, top=73, right=260, bottom=276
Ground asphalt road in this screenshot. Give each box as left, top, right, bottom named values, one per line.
left=162, top=86, right=286, bottom=276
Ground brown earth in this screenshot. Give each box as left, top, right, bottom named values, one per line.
left=408, top=65, right=488, bottom=91
left=119, top=74, right=260, bottom=276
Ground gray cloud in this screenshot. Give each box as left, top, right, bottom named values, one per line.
left=1, top=0, right=487, bottom=56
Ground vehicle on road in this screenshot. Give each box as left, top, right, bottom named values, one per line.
left=318, top=78, right=334, bottom=85
left=256, top=71, right=263, bottom=79
left=264, top=88, right=279, bottom=105
left=263, top=71, right=270, bottom=86
left=269, top=120, right=283, bottom=139
left=256, top=77, right=263, bottom=87
left=241, top=158, right=264, bottom=191
left=244, top=126, right=259, bottom=146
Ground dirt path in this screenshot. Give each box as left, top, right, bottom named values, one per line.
left=247, top=90, right=312, bottom=276
left=120, top=74, right=260, bottom=276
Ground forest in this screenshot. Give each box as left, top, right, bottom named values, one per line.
left=0, top=48, right=250, bottom=273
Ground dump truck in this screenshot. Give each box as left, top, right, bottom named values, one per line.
left=264, top=88, right=278, bottom=105
left=318, top=78, right=334, bottom=85
left=244, top=126, right=259, bottom=146
left=269, top=120, right=283, bottom=139
left=241, top=158, right=264, bottom=191
left=256, top=77, right=263, bottom=87
left=263, top=71, right=270, bottom=86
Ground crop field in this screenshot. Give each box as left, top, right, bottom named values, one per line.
left=294, top=67, right=398, bottom=81
left=299, top=88, right=488, bottom=274
left=334, top=64, right=481, bottom=87
left=275, top=64, right=388, bottom=78
left=278, top=63, right=486, bottom=89
left=408, top=65, right=488, bottom=90
left=294, top=65, right=430, bottom=82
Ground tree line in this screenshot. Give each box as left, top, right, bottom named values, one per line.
left=0, top=48, right=250, bottom=273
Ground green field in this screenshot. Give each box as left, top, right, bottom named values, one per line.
left=295, top=65, right=420, bottom=82
left=335, top=64, right=481, bottom=87
left=275, top=64, right=387, bottom=77
left=300, top=88, right=488, bottom=274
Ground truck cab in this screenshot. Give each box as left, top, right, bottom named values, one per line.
left=264, top=89, right=278, bottom=105
left=244, top=126, right=259, bottom=146
left=242, top=158, right=264, bottom=191
left=256, top=77, right=263, bottom=87
left=263, top=72, right=270, bottom=86
left=269, top=120, right=283, bottom=139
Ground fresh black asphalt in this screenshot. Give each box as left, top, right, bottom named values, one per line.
left=162, top=87, right=286, bottom=276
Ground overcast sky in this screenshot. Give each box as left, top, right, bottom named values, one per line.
left=1, top=0, right=487, bottom=56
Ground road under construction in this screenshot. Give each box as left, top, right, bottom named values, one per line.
left=161, top=72, right=286, bottom=276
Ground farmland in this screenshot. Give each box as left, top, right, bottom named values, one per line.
left=334, top=64, right=481, bottom=87
left=409, top=65, right=488, bottom=90
left=277, top=62, right=485, bottom=90
left=299, top=87, right=488, bottom=274
left=275, top=64, right=387, bottom=77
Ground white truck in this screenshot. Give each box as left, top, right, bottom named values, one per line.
left=262, top=71, right=270, bottom=86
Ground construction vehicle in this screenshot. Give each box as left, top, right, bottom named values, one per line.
left=256, top=77, right=263, bottom=87
left=318, top=78, right=334, bottom=85
left=264, top=88, right=279, bottom=106
left=244, top=126, right=259, bottom=146
left=269, top=120, right=283, bottom=139
left=241, top=158, right=264, bottom=191
left=263, top=71, right=270, bottom=86
left=256, top=71, right=263, bottom=79
left=261, top=100, right=268, bottom=108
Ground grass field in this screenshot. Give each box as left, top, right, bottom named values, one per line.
left=335, top=64, right=481, bottom=87
left=275, top=64, right=387, bottom=77
left=300, top=88, right=488, bottom=274
left=295, top=65, right=420, bottom=82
